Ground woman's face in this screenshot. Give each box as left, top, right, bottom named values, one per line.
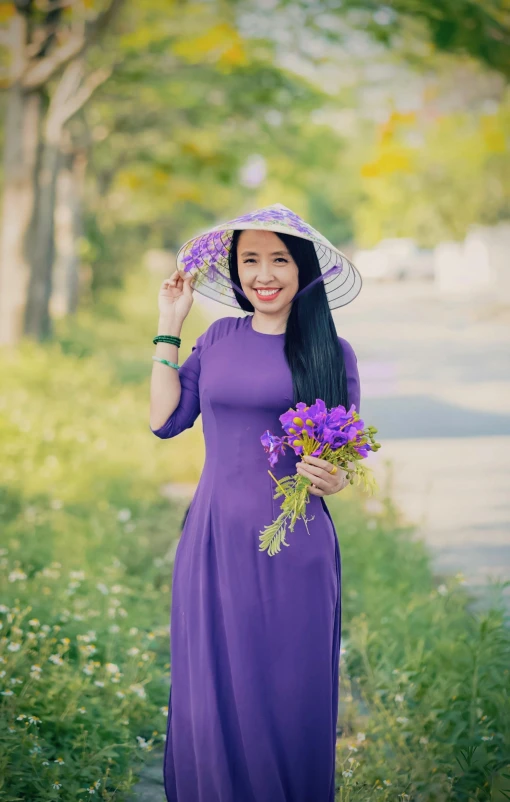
left=236, top=229, right=299, bottom=313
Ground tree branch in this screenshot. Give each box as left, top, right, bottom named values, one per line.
left=45, top=59, right=112, bottom=143
left=21, top=0, right=125, bottom=89
left=60, top=65, right=112, bottom=126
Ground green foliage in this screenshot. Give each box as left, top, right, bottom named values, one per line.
left=0, top=270, right=208, bottom=799
left=329, top=492, right=510, bottom=800
left=315, top=0, right=510, bottom=80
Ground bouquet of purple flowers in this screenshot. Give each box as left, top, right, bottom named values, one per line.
left=259, top=399, right=381, bottom=556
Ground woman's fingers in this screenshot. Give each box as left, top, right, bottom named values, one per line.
left=296, top=462, right=329, bottom=491
left=296, top=460, right=347, bottom=496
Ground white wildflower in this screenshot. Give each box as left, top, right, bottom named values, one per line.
left=8, top=569, right=27, bottom=582
left=41, top=567, right=60, bottom=579
left=70, top=570, right=85, bottom=581
left=48, top=654, right=64, bottom=666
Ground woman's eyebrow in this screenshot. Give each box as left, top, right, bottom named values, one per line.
left=240, top=250, right=290, bottom=257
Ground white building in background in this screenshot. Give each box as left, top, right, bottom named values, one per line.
left=353, top=222, right=510, bottom=304
left=434, top=229, right=493, bottom=296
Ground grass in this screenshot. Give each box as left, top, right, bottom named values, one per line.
left=0, top=270, right=509, bottom=801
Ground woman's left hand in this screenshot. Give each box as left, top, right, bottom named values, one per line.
left=296, top=455, right=349, bottom=497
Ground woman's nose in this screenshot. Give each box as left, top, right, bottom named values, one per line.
left=256, top=261, right=276, bottom=280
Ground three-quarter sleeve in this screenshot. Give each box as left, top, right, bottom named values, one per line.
left=149, top=334, right=204, bottom=440
left=339, top=336, right=361, bottom=414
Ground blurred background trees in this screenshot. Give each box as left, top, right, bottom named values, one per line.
left=0, top=0, right=509, bottom=344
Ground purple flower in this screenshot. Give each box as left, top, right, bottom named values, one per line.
left=262, top=398, right=375, bottom=467
left=260, top=430, right=287, bottom=467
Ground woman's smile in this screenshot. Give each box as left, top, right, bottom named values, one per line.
left=254, top=287, right=282, bottom=301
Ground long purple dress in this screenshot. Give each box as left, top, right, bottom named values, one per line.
left=150, top=313, right=361, bottom=802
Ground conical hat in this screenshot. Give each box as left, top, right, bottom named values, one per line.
left=176, top=202, right=362, bottom=309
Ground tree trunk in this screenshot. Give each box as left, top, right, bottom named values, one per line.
left=24, top=136, right=61, bottom=339
left=0, top=84, right=42, bottom=346
left=51, top=145, right=86, bottom=318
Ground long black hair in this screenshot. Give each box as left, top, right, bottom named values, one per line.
left=228, top=229, right=349, bottom=411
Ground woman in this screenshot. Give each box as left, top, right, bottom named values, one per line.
left=149, top=204, right=362, bottom=802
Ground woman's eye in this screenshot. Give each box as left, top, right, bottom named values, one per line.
left=243, top=258, right=288, bottom=263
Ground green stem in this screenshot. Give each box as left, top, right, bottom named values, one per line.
left=268, top=469, right=288, bottom=498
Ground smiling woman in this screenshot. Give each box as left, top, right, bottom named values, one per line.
left=150, top=203, right=362, bottom=802
left=236, top=231, right=299, bottom=330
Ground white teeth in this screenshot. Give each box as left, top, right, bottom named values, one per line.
left=256, top=289, right=280, bottom=296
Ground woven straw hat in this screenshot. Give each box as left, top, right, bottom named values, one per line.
left=176, top=202, right=362, bottom=309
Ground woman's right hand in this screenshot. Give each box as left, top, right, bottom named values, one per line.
left=158, top=270, right=195, bottom=323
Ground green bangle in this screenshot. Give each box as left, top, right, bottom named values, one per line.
left=152, top=356, right=180, bottom=370
left=153, top=335, right=181, bottom=347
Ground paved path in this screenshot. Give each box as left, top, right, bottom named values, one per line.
left=335, top=279, right=510, bottom=608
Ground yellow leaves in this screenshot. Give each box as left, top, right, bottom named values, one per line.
left=0, top=3, right=15, bottom=22
left=360, top=149, right=413, bottom=178
left=388, top=110, right=416, bottom=126
left=120, top=25, right=171, bottom=51
left=0, top=3, right=15, bottom=21
left=172, top=22, right=248, bottom=71
left=360, top=110, right=416, bottom=178
left=480, top=114, right=507, bottom=154
left=178, top=129, right=220, bottom=160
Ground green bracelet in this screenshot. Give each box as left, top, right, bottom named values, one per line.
left=153, top=335, right=181, bottom=347
left=152, top=356, right=180, bottom=370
